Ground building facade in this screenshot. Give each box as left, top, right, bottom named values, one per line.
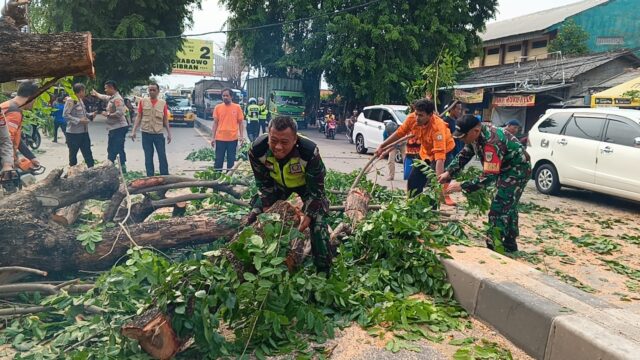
left=472, top=0, right=640, bottom=68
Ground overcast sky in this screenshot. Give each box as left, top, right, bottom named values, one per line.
left=160, top=0, right=584, bottom=88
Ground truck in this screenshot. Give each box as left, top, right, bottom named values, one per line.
left=246, top=77, right=307, bottom=129
left=192, top=79, right=242, bottom=120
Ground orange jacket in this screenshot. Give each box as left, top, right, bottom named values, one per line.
left=396, top=112, right=455, bottom=161
left=0, top=100, right=23, bottom=157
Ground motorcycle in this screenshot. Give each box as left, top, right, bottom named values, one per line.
left=325, top=121, right=336, bottom=140
left=21, top=123, right=41, bottom=150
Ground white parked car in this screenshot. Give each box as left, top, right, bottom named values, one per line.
left=528, top=108, right=640, bottom=202
left=353, top=105, right=408, bottom=161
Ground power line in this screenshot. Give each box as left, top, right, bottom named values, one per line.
left=93, top=0, right=380, bottom=41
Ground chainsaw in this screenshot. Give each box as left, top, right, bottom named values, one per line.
left=0, top=158, right=45, bottom=194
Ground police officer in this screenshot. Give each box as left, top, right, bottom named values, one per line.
left=247, top=116, right=332, bottom=273
left=246, top=97, right=260, bottom=142
left=257, top=97, right=270, bottom=134
left=91, top=80, right=129, bottom=172
left=438, top=115, right=531, bottom=253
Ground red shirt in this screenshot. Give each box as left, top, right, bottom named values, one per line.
left=137, top=99, right=169, bottom=117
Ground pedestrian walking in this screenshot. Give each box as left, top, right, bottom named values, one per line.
left=211, top=88, right=245, bottom=172
left=131, top=82, right=172, bottom=176
left=247, top=116, right=332, bottom=274
left=91, top=80, right=129, bottom=172
left=375, top=99, right=456, bottom=203
left=382, top=120, right=401, bottom=181
left=258, top=97, right=270, bottom=134
left=63, top=83, right=95, bottom=168
left=51, top=96, right=67, bottom=143
left=246, top=97, right=260, bottom=142
left=438, top=115, right=532, bottom=253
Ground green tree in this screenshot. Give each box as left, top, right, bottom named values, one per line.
left=222, top=0, right=497, bottom=109
left=323, top=0, right=497, bottom=105
left=548, top=19, right=590, bottom=56
left=29, top=0, right=202, bottom=93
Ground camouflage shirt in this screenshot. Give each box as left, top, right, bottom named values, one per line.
left=446, top=124, right=531, bottom=192
left=249, top=134, right=329, bottom=217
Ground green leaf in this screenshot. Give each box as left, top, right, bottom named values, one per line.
left=194, top=290, right=207, bottom=298
left=174, top=305, right=186, bottom=315
left=243, top=272, right=257, bottom=282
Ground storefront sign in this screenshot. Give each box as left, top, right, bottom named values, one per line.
left=492, top=95, right=536, bottom=107
left=171, top=39, right=214, bottom=76
left=454, top=89, right=484, bottom=104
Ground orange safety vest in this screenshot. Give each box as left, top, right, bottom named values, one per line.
left=0, top=100, right=23, bottom=157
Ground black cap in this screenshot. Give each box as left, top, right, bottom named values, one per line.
left=452, top=115, right=481, bottom=139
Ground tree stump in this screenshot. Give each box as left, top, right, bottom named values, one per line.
left=121, top=308, right=180, bottom=360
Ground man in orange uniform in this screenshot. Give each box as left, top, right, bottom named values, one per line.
left=375, top=99, right=456, bottom=202
left=0, top=82, right=39, bottom=173
left=211, top=88, right=245, bottom=172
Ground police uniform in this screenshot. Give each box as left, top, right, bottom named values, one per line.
left=258, top=104, right=269, bottom=134
left=447, top=123, right=531, bottom=252
left=246, top=103, right=261, bottom=142
left=95, top=92, right=128, bottom=166
left=249, top=134, right=332, bottom=272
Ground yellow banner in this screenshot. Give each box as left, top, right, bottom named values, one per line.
left=454, top=89, right=484, bottom=104
left=171, top=39, right=214, bottom=76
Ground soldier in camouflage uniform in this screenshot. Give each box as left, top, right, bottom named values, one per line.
left=438, top=115, right=531, bottom=252
left=247, top=116, right=332, bottom=273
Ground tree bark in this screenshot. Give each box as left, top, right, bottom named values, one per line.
left=0, top=29, right=95, bottom=82
left=51, top=164, right=87, bottom=226
left=0, top=165, right=241, bottom=272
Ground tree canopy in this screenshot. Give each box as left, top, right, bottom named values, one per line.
left=29, top=0, right=202, bottom=92
left=548, top=19, right=590, bottom=57
left=221, top=0, right=497, bottom=107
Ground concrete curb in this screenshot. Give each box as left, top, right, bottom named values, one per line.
left=442, top=246, right=640, bottom=360
left=195, top=117, right=213, bottom=138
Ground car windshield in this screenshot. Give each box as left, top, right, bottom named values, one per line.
left=394, top=110, right=408, bottom=123
left=166, top=98, right=189, bottom=107
left=275, top=95, right=304, bottom=106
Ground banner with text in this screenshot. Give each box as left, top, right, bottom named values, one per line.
left=492, top=95, right=536, bottom=107
left=454, top=89, right=484, bottom=104
left=171, top=39, right=214, bottom=76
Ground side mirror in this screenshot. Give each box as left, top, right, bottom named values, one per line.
left=634, top=137, right=640, bottom=146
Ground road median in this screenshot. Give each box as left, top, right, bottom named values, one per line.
left=442, top=245, right=640, bottom=359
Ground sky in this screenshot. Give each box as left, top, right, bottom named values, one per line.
left=159, top=0, right=584, bottom=88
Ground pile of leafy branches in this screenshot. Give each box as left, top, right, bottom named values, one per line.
left=1, top=170, right=510, bottom=359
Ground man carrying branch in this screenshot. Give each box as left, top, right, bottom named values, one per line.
left=247, top=116, right=332, bottom=274
left=438, top=115, right=531, bottom=253
left=375, top=99, right=456, bottom=204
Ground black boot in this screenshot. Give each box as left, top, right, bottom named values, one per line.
left=503, top=238, right=519, bottom=253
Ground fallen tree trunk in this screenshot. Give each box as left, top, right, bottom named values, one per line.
left=0, top=29, right=95, bottom=82
left=0, top=165, right=243, bottom=272
left=51, top=164, right=87, bottom=226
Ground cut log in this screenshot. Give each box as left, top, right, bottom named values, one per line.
left=0, top=29, right=95, bottom=82
left=52, top=164, right=87, bottom=226
left=344, top=188, right=371, bottom=226
left=121, top=309, right=180, bottom=360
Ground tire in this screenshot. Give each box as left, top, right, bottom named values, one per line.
left=535, top=164, right=560, bottom=195
left=395, top=151, right=402, bottom=163
left=355, top=134, right=367, bottom=154
left=31, top=131, right=41, bottom=150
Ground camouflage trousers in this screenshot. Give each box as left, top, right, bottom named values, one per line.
left=487, top=172, right=530, bottom=252
left=250, top=195, right=333, bottom=273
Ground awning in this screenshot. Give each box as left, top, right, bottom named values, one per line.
left=591, top=75, right=640, bottom=108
